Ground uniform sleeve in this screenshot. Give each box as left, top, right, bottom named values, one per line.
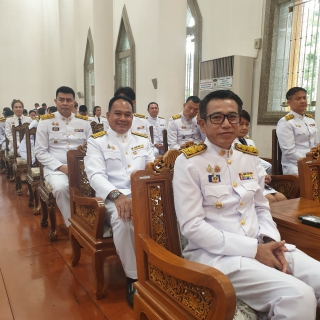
left=253, top=156, right=281, bottom=241
left=5, top=119, right=13, bottom=152
left=276, top=119, right=305, bottom=162
left=173, top=155, right=258, bottom=258
left=85, top=121, right=93, bottom=139
left=84, top=137, right=119, bottom=200
left=167, top=119, right=180, bottom=150
left=145, top=139, right=155, bottom=164
left=34, top=120, right=63, bottom=171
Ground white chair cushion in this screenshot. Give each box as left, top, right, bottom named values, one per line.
left=30, top=167, right=40, bottom=177
left=16, top=157, right=27, bottom=165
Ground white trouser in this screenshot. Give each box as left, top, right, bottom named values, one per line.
left=45, top=173, right=70, bottom=227
left=105, top=199, right=137, bottom=279
left=228, top=248, right=320, bottom=319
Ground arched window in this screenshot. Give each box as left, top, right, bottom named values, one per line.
left=84, top=29, right=95, bottom=113
left=185, top=0, right=202, bottom=100
left=115, top=5, right=136, bottom=91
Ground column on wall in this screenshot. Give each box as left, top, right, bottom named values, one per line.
left=156, top=0, right=187, bottom=120
left=93, top=0, right=114, bottom=116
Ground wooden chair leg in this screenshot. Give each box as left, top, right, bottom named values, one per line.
left=39, top=196, right=48, bottom=228
left=32, top=187, right=40, bottom=215
left=48, top=200, right=57, bottom=241
left=9, top=164, right=14, bottom=181
left=92, top=251, right=105, bottom=299
left=69, top=230, right=81, bottom=267
left=27, top=181, right=34, bottom=207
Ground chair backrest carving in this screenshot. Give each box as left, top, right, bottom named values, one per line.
left=272, top=129, right=283, bottom=175
left=90, top=121, right=104, bottom=134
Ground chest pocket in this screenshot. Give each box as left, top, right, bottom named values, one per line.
left=240, top=181, right=260, bottom=202
left=205, top=185, right=229, bottom=199
left=132, top=149, right=148, bottom=159
left=73, top=132, right=86, bottom=140
left=49, top=133, right=63, bottom=141
left=103, top=150, right=122, bottom=161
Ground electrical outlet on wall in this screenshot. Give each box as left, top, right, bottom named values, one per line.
left=254, top=38, right=262, bottom=49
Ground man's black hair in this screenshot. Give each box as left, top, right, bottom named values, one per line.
left=199, top=90, right=243, bottom=120
left=79, top=105, right=87, bottom=113
left=108, top=95, right=134, bottom=112
left=42, top=103, right=47, bottom=107
left=37, top=108, right=46, bottom=116
left=4, top=109, right=14, bottom=117
left=23, top=109, right=28, bottom=115
left=93, top=106, right=101, bottom=116
left=147, top=102, right=159, bottom=109
left=48, top=106, right=57, bottom=113
left=286, top=87, right=307, bottom=100
left=34, top=103, right=40, bottom=107
left=29, top=110, right=36, bottom=115
left=56, top=86, right=75, bottom=98
left=114, top=87, right=136, bottom=101
left=240, top=110, right=250, bottom=123
left=186, top=96, right=201, bottom=104
left=3, top=107, right=10, bottom=113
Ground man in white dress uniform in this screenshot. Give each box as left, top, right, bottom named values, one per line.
left=84, top=95, right=154, bottom=308
left=276, top=87, right=319, bottom=175
left=34, top=86, right=92, bottom=226
left=173, top=89, right=320, bottom=319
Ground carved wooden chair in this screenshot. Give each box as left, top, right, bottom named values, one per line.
left=298, top=144, right=320, bottom=201
left=4, top=137, right=15, bottom=180
left=25, top=126, right=40, bottom=214
left=131, top=150, right=268, bottom=320
left=162, top=128, right=168, bottom=153
left=67, top=146, right=117, bottom=299
left=38, top=163, right=57, bottom=241
left=0, top=141, right=5, bottom=173
left=272, top=129, right=283, bottom=175
left=12, top=123, right=29, bottom=195
left=90, top=121, right=104, bottom=134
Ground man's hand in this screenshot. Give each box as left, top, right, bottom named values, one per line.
left=265, top=174, right=272, bottom=184
left=114, top=194, right=132, bottom=221
left=155, top=143, right=163, bottom=150
left=58, top=165, right=68, bottom=175
left=255, top=240, right=288, bottom=271
left=273, top=245, right=291, bottom=274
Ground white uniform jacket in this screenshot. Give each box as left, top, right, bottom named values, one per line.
left=173, top=139, right=280, bottom=275
left=0, top=117, right=6, bottom=149
left=84, top=128, right=155, bottom=200
left=276, top=110, right=319, bottom=174
left=34, top=112, right=92, bottom=177
left=5, top=115, right=32, bottom=153
left=167, top=112, right=202, bottom=149
left=89, top=115, right=109, bottom=127
left=146, top=116, right=167, bottom=144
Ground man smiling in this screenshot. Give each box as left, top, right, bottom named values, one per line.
left=84, top=95, right=154, bottom=308
left=173, top=90, right=320, bottom=319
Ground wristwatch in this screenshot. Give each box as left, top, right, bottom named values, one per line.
left=108, top=189, right=122, bottom=201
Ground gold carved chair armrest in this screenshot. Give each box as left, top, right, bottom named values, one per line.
left=269, top=174, right=300, bottom=199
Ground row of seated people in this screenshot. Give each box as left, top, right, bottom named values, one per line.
left=1, top=85, right=317, bottom=318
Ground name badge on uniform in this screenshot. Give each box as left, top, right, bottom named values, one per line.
left=74, top=129, right=84, bottom=132
left=208, top=174, right=221, bottom=183
left=239, top=172, right=254, bottom=180
left=131, top=144, right=144, bottom=151
left=310, top=124, right=315, bottom=127
left=137, top=126, right=144, bottom=129
left=52, top=127, right=59, bottom=131
left=160, top=124, right=165, bottom=126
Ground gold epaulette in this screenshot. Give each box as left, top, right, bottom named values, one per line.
left=285, top=114, right=294, bottom=121
left=181, top=143, right=207, bottom=159
left=75, top=114, right=89, bottom=121
left=101, top=116, right=106, bottom=118
left=91, top=131, right=106, bottom=139
left=36, top=117, right=40, bottom=122
left=305, top=113, right=314, bottom=119
left=158, top=116, right=165, bottom=119
left=234, top=143, right=259, bottom=156
left=0, top=117, right=5, bottom=122
left=132, top=132, right=148, bottom=138
left=244, top=135, right=251, bottom=140
left=134, top=113, right=146, bottom=119
left=172, top=114, right=181, bottom=120
left=40, top=114, right=55, bottom=120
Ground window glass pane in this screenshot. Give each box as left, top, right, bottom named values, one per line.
left=120, top=56, right=130, bottom=87
left=119, top=25, right=130, bottom=51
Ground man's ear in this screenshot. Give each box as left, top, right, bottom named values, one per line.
left=198, top=118, right=206, bottom=133
left=106, top=112, right=110, bottom=120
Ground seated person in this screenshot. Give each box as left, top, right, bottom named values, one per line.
left=167, top=96, right=202, bottom=149
left=84, top=95, right=155, bottom=307
left=34, top=86, right=92, bottom=226
left=173, top=89, right=320, bottom=319
left=78, top=105, right=88, bottom=116
left=5, top=99, right=32, bottom=153
left=146, top=102, right=166, bottom=156
left=237, top=110, right=286, bottom=203
left=19, top=108, right=46, bottom=164
left=89, top=106, right=109, bottom=127
left=29, top=110, right=37, bottom=120
left=276, top=87, right=319, bottom=175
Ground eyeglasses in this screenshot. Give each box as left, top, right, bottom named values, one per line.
left=204, top=112, right=240, bottom=124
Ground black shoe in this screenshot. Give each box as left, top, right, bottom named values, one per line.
left=126, top=277, right=137, bottom=308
